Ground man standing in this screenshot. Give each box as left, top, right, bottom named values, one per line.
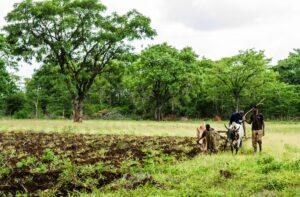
left=246, top=106, right=265, bottom=152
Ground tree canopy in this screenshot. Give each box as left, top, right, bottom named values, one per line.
left=4, top=0, right=156, bottom=122
left=207, top=49, right=274, bottom=112
left=128, top=43, right=201, bottom=121
left=274, top=49, right=300, bottom=85
left=0, top=0, right=299, bottom=121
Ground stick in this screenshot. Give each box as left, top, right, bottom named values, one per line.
left=243, top=98, right=266, bottom=117
left=242, top=98, right=266, bottom=137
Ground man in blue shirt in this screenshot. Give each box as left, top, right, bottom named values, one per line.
left=228, top=110, right=245, bottom=147
left=230, top=110, right=244, bottom=125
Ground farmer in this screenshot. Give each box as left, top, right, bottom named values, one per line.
left=198, top=124, right=218, bottom=153
left=245, top=106, right=265, bottom=152
left=229, top=110, right=245, bottom=146
left=229, top=110, right=244, bottom=127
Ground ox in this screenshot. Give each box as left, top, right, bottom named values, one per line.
left=225, top=122, right=244, bottom=154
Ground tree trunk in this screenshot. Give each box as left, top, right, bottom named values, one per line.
left=34, top=100, right=38, bottom=119
left=73, top=99, right=84, bottom=122
left=158, top=106, right=163, bottom=121
left=154, top=106, right=163, bottom=121
left=235, top=96, right=240, bottom=112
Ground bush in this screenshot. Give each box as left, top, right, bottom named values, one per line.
left=283, top=159, right=300, bottom=171
left=260, top=162, right=282, bottom=174
left=257, top=155, right=275, bottom=165
left=264, top=178, right=286, bottom=191
left=257, top=155, right=283, bottom=174
left=13, top=109, right=29, bottom=119
left=92, top=109, right=126, bottom=120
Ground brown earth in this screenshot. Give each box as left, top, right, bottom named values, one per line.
left=0, top=131, right=203, bottom=195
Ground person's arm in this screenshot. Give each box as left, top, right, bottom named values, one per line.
left=200, top=130, right=207, bottom=140
left=196, top=128, right=201, bottom=140
left=245, top=114, right=253, bottom=124
left=261, top=115, right=265, bottom=136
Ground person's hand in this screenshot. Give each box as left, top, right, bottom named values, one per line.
left=242, top=116, right=246, bottom=121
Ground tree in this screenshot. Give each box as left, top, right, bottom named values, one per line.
left=0, top=34, right=19, bottom=115
left=5, top=0, right=155, bottom=122
left=207, top=49, right=272, bottom=112
left=274, top=49, right=300, bottom=85
left=5, top=93, right=25, bottom=116
left=85, top=59, right=131, bottom=116
left=128, top=43, right=201, bottom=121
left=25, top=64, right=71, bottom=118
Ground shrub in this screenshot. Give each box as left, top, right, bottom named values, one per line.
left=257, top=155, right=275, bottom=165
left=41, top=149, right=58, bottom=162
left=264, top=178, right=286, bottom=191
left=13, top=109, right=29, bottom=119
left=16, top=156, right=37, bottom=168
left=283, top=159, right=300, bottom=171
left=260, top=162, right=282, bottom=174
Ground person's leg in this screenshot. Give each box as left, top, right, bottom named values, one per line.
left=257, top=130, right=263, bottom=152
left=258, top=140, right=262, bottom=152
left=252, top=131, right=258, bottom=152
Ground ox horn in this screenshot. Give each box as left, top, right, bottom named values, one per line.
left=224, top=124, right=229, bottom=130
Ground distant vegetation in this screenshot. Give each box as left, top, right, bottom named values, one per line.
left=0, top=0, right=299, bottom=121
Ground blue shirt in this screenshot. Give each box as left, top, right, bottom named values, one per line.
left=230, top=112, right=243, bottom=125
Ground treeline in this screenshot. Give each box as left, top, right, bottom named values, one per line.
left=0, top=0, right=299, bottom=121
left=1, top=44, right=299, bottom=120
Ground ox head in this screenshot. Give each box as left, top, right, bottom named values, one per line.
left=224, top=123, right=240, bottom=141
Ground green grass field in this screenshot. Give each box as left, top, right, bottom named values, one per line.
left=0, top=119, right=299, bottom=196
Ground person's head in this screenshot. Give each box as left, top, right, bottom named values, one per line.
left=206, top=124, right=210, bottom=130
left=252, top=106, right=258, bottom=114
left=238, top=110, right=244, bottom=116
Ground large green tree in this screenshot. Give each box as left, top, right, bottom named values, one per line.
left=0, top=34, right=19, bottom=115
left=4, top=0, right=155, bottom=122
left=128, top=43, right=201, bottom=121
left=207, top=49, right=273, bottom=112
left=274, top=49, right=300, bottom=85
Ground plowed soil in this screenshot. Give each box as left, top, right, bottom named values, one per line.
left=0, top=131, right=202, bottom=195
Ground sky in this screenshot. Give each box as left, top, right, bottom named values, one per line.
left=1, top=0, right=300, bottom=79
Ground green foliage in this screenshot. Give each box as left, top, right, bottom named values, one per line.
left=264, top=178, right=287, bottom=191
left=4, top=0, right=155, bottom=122
left=41, top=149, right=58, bottom=162
left=0, top=1, right=299, bottom=120
left=16, top=156, right=37, bottom=168
left=0, top=34, right=20, bottom=116
left=25, top=64, right=72, bottom=118
left=274, top=49, right=300, bottom=85
left=206, top=49, right=273, bottom=112
left=5, top=92, right=26, bottom=116
left=128, top=43, right=201, bottom=120
left=283, top=159, right=300, bottom=171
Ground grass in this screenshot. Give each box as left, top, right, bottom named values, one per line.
left=0, top=119, right=299, bottom=136
left=0, top=119, right=299, bottom=196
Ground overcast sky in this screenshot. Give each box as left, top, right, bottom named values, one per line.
left=1, top=0, right=300, bottom=79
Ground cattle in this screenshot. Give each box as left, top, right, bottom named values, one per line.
left=225, top=122, right=244, bottom=154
